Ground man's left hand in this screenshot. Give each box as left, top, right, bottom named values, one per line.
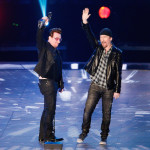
left=113, top=93, right=120, bottom=99
left=58, top=88, right=64, bottom=93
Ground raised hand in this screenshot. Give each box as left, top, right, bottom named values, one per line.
left=82, top=8, right=91, bottom=24
left=41, top=16, right=49, bottom=25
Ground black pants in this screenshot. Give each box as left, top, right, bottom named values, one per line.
left=38, top=79, right=58, bottom=140
left=82, top=82, right=114, bottom=140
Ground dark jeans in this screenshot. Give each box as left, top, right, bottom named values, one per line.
left=38, top=79, right=58, bottom=140
left=82, top=82, right=114, bottom=140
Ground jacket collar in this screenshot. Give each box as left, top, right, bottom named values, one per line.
left=47, top=42, right=57, bottom=52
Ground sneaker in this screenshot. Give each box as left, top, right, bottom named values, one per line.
left=99, top=139, right=107, bottom=145
left=77, top=132, right=87, bottom=143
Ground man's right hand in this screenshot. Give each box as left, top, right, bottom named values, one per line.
left=82, top=8, right=91, bottom=24
left=41, top=16, right=49, bottom=26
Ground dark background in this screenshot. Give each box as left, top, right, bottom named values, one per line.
left=0, top=0, right=150, bottom=62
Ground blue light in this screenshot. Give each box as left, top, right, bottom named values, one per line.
left=45, top=21, right=49, bottom=26
left=38, top=0, right=47, bottom=17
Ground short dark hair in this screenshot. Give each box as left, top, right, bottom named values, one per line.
left=49, top=28, right=62, bottom=37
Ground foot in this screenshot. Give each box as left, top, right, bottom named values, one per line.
left=39, top=136, right=44, bottom=142
left=39, top=138, right=44, bottom=142
left=45, top=137, right=64, bottom=143
left=44, top=133, right=56, bottom=142
left=77, top=138, right=83, bottom=143
left=99, top=139, right=107, bottom=145
left=77, top=132, right=87, bottom=143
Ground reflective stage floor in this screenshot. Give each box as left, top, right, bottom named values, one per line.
left=0, top=62, right=150, bottom=150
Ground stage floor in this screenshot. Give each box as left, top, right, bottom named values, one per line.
left=0, top=62, right=150, bottom=150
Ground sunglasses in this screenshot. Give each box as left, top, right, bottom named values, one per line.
left=53, top=37, right=62, bottom=42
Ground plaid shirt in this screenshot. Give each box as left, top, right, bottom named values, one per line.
left=90, top=48, right=112, bottom=89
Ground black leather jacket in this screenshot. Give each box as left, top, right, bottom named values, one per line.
left=34, top=27, right=64, bottom=89
left=83, top=23, right=122, bottom=93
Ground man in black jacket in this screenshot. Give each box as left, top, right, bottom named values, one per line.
left=34, top=16, right=64, bottom=142
left=77, top=8, right=122, bottom=145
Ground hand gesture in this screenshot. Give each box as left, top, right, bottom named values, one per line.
left=82, top=8, right=91, bottom=24
left=41, top=16, right=49, bottom=25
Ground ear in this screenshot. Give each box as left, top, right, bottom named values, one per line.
left=48, top=36, right=52, bottom=40
left=110, top=37, right=113, bottom=41
left=48, top=36, right=53, bottom=43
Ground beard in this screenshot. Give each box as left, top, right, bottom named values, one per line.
left=101, top=42, right=107, bottom=48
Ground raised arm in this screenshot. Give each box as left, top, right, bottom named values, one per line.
left=36, top=16, right=49, bottom=54
left=82, top=8, right=99, bottom=50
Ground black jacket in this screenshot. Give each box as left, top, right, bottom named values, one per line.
left=34, top=27, right=64, bottom=89
left=82, top=23, right=122, bottom=93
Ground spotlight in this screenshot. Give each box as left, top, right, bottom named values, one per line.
left=71, top=63, right=79, bottom=69
left=122, top=64, right=127, bottom=70
left=38, top=0, right=47, bottom=17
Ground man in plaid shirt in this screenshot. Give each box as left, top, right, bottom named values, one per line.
left=77, top=8, right=123, bottom=145
left=91, top=47, right=112, bottom=89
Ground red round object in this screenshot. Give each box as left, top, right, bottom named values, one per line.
left=99, top=6, right=111, bottom=19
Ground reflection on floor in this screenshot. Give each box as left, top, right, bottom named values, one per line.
left=0, top=62, right=150, bottom=150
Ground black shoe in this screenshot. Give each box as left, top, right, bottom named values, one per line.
left=45, top=137, right=64, bottom=143
left=77, top=132, right=87, bottom=143
left=44, top=133, right=56, bottom=142
left=39, top=138, right=44, bottom=142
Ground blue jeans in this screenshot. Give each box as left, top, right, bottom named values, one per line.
left=82, top=82, right=114, bottom=140
left=38, top=79, right=58, bottom=140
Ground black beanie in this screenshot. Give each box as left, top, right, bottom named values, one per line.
left=100, top=28, right=112, bottom=37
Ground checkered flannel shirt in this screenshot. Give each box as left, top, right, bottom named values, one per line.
left=90, top=48, right=112, bottom=89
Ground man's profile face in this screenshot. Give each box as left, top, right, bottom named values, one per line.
left=100, top=35, right=112, bottom=49
left=48, top=32, right=62, bottom=48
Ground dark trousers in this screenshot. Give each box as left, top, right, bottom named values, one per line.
left=82, top=82, right=114, bottom=140
left=38, top=79, right=58, bottom=140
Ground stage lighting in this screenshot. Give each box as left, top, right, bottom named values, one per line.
left=99, top=6, right=111, bottom=19
left=71, top=63, right=79, bottom=69
left=38, top=0, right=47, bottom=17
left=122, top=64, right=127, bottom=70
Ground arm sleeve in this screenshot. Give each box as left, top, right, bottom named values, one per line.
left=81, top=22, right=99, bottom=50
left=115, top=52, right=123, bottom=93
left=36, top=26, right=46, bottom=55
